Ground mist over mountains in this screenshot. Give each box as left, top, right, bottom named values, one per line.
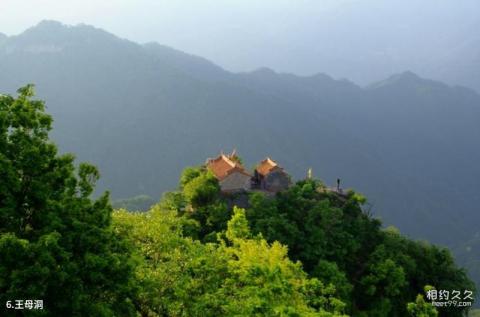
left=85, top=0, right=479, bottom=93
left=259, top=0, right=480, bottom=92
left=212, top=0, right=480, bottom=93
left=1, top=20, right=479, bottom=275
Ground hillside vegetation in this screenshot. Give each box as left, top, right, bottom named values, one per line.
left=1, top=21, right=480, bottom=256
left=1, top=87, right=475, bottom=316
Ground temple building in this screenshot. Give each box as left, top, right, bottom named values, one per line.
left=252, top=157, right=291, bottom=192
left=206, top=151, right=291, bottom=193
left=206, top=152, right=252, bottom=193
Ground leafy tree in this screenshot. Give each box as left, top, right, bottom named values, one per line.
left=226, top=206, right=252, bottom=241
left=0, top=86, right=136, bottom=316
left=179, top=166, right=203, bottom=188
left=312, top=260, right=352, bottom=307
left=171, top=176, right=475, bottom=316
left=220, top=207, right=347, bottom=316
left=158, top=190, right=186, bottom=212
left=361, top=229, right=476, bottom=317
left=113, top=207, right=229, bottom=316
left=407, top=286, right=438, bottom=317
left=244, top=181, right=475, bottom=317
left=178, top=167, right=232, bottom=241
left=183, top=169, right=219, bottom=208
left=114, top=206, right=348, bottom=316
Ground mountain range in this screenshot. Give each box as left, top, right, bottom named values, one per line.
left=0, top=21, right=479, bottom=290
left=141, top=0, right=479, bottom=93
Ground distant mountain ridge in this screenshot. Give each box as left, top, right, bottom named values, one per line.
left=1, top=22, right=479, bottom=270
left=143, top=42, right=229, bottom=82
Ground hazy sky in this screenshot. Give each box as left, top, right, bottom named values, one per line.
left=1, top=0, right=479, bottom=84
left=0, top=0, right=349, bottom=41
left=0, top=1, right=353, bottom=72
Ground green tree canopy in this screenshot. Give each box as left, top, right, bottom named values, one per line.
left=170, top=171, right=475, bottom=317
left=0, top=86, right=136, bottom=316
left=114, top=206, right=348, bottom=316
left=1, top=86, right=474, bottom=316
left=407, top=286, right=438, bottom=317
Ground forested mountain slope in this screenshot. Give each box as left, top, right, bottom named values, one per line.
left=3, top=85, right=476, bottom=315
left=1, top=21, right=479, bottom=259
